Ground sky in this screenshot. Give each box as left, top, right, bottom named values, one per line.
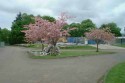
left=0, top=0, right=125, bottom=33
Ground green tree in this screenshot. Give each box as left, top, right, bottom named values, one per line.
left=0, top=28, right=10, bottom=44
left=80, top=19, right=96, bottom=34
left=100, top=23, right=121, bottom=37
left=69, top=23, right=81, bottom=37
left=10, top=13, right=35, bottom=44
left=68, top=19, right=96, bottom=37
left=41, top=15, right=55, bottom=22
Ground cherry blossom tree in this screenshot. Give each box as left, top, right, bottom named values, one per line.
left=22, top=13, right=75, bottom=55
left=85, top=28, right=115, bottom=52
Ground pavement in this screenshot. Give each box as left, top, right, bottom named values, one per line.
left=0, top=46, right=125, bottom=83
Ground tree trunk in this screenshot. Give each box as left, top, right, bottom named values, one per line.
left=46, top=39, right=60, bottom=56
left=41, top=41, right=44, bottom=51
left=41, top=43, right=44, bottom=51
left=96, top=42, right=99, bottom=52
left=50, top=44, right=60, bottom=56
left=52, top=45, right=57, bottom=56
left=50, top=44, right=58, bottom=56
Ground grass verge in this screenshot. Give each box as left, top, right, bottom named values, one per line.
left=104, top=62, right=125, bottom=83
left=26, top=44, right=96, bottom=50
left=60, top=45, right=96, bottom=50
left=113, top=44, right=125, bottom=48
left=30, top=50, right=115, bottom=59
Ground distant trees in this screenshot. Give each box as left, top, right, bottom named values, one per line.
left=41, top=15, right=56, bottom=22
left=68, top=23, right=81, bottom=37
left=0, top=28, right=10, bottom=44
left=100, top=22, right=121, bottom=37
left=8, top=12, right=122, bottom=45
left=9, top=13, right=57, bottom=45
left=69, top=19, right=96, bottom=37
left=10, top=13, right=35, bottom=44
left=85, top=28, right=115, bottom=52
left=80, top=19, right=96, bottom=36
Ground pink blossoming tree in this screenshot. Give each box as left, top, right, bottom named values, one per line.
left=85, top=28, right=115, bottom=52
left=22, top=13, right=75, bottom=55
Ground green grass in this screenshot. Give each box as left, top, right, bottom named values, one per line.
left=113, top=44, right=125, bottom=48
left=27, top=44, right=96, bottom=50
left=30, top=50, right=115, bottom=59
left=28, top=44, right=114, bottom=59
left=105, top=62, right=125, bottom=83
left=26, top=44, right=48, bottom=48
left=60, top=45, right=96, bottom=50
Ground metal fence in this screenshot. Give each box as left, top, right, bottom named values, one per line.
left=67, top=37, right=85, bottom=44
left=0, top=42, right=5, bottom=47
left=66, top=37, right=107, bottom=44
left=114, top=38, right=125, bottom=44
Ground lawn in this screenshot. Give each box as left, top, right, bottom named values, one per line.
left=30, top=50, right=115, bottom=59
left=113, top=44, right=125, bottom=48
left=26, top=44, right=48, bottom=48
left=28, top=44, right=115, bottom=59
left=104, top=62, right=125, bottom=83
left=27, top=44, right=96, bottom=50
left=60, top=45, right=96, bottom=50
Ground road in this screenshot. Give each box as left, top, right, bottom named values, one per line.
left=0, top=46, right=125, bottom=83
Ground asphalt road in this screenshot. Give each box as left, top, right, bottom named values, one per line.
left=0, top=46, right=125, bottom=83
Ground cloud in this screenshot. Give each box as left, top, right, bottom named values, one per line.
left=0, top=0, right=125, bottom=33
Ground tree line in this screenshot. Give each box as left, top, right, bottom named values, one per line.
left=0, top=12, right=122, bottom=45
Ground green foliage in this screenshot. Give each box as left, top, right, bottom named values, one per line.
left=10, top=12, right=35, bottom=44
left=41, top=15, right=55, bottom=22
left=0, top=28, right=10, bottom=44
left=100, top=22, right=121, bottom=37
left=69, top=19, right=96, bottom=37
left=63, top=24, right=69, bottom=30
left=69, top=23, right=81, bottom=37
left=105, top=62, right=125, bottom=83
left=81, top=19, right=96, bottom=29
left=80, top=19, right=96, bottom=36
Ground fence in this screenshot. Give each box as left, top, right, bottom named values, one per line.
left=114, top=37, right=125, bottom=44
left=0, top=42, right=5, bottom=47
left=66, top=37, right=107, bottom=44
left=67, top=37, right=85, bottom=44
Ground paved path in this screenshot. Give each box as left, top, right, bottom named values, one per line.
left=0, top=46, right=125, bottom=83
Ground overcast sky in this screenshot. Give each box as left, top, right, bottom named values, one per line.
left=0, top=0, right=125, bottom=33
